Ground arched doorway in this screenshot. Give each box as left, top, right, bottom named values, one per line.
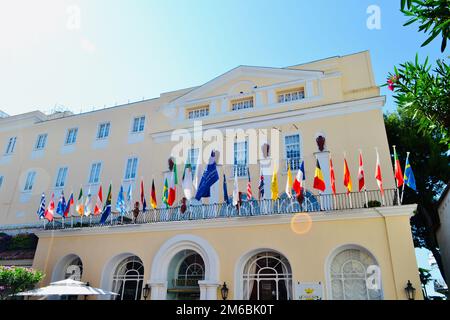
left=242, top=250, right=293, bottom=300
left=167, top=250, right=205, bottom=300
left=51, top=254, right=84, bottom=300
left=112, top=255, right=144, bottom=300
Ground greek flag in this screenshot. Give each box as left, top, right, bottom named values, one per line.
left=37, top=193, right=46, bottom=219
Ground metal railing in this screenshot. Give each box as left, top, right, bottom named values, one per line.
left=42, top=189, right=399, bottom=230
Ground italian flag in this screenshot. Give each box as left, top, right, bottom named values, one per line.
left=393, top=146, right=404, bottom=187
left=167, top=161, right=178, bottom=206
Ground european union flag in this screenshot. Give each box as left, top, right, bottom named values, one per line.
left=404, top=156, right=417, bottom=192
left=195, top=151, right=219, bottom=201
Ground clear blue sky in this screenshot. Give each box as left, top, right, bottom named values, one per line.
left=0, top=0, right=446, bottom=116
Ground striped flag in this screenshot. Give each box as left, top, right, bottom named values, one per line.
left=76, top=187, right=84, bottom=216
left=358, top=150, right=365, bottom=192
left=93, top=185, right=103, bottom=216
left=64, top=192, right=74, bottom=217
left=393, top=146, right=404, bottom=187
left=258, top=171, right=265, bottom=200
left=140, top=179, right=147, bottom=212
left=150, top=179, right=157, bottom=209
left=293, top=161, right=305, bottom=196
left=37, top=193, right=46, bottom=219
left=100, top=183, right=112, bottom=224
left=285, top=163, right=293, bottom=199
left=343, top=157, right=353, bottom=194
left=246, top=168, right=253, bottom=200
left=313, top=159, right=326, bottom=192
left=329, top=156, right=336, bottom=195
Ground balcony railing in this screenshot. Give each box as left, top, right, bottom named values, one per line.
left=41, top=189, right=400, bottom=230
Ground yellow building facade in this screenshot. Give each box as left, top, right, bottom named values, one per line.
left=0, top=51, right=422, bottom=300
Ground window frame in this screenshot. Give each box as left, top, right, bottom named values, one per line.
left=277, top=87, right=305, bottom=104
left=233, top=140, right=249, bottom=177
left=124, top=157, right=139, bottom=181
left=65, top=128, right=78, bottom=145
left=55, top=167, right=69, bottom=188
left=231, top=97, right=254, bottom=112
left=0, top=175, right=3, bottom=189
left=4, top=136, right=17, bottom=155
left=131, top=116, right=146, bottom=134
left=34, top=134, right=48, bottom=150
left=88, top=162, right=102, bottom=184
left=187, top=106, right=210, bottom=120
left=23, top=171, right=37, bottom=192
left=96, top=122, right=111, bottom=140
left=283, top=133, right=302, bottom=171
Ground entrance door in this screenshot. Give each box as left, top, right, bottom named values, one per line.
left=259, top=281, right=276, bottom=300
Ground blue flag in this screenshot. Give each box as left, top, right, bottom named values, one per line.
left=300, top=160, right=306, bottom=180
left=223, top=174, right=230, bottom=204
left=56, top=191, right=66, bottom=217
left=116, top=185, right=126, bottom=215
left=195, top=151, right=219, bottom=201
left=404, top=155, right=417, bottom=192
left=37, top=193, right=46, bottom=219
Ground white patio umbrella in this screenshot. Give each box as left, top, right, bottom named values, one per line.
left=16, top=278, right=119, bottom=297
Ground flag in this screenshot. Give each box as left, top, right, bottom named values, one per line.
left=393, top=146, right=404, bottom=187
left=404, top=153, right=417, bottom=192
left=182, top=163, right=194, bottom=200
left=37, top=193, right=46, bottom=219
left=115, top=185, right=126, bottom=215
left=84, top=188, right=92, bottom=216
left=167, top=159, right=178, bottom=206
left=140, top=179, right=147, bottom=212
left=44, top=193, right=55, bottom=222
left=56, top=191, right=66, bottom=217
left=271, top=163, right=279, bottom=200
left=100, top=183, right=112, bottom=224
left=285, top=163, right=293, bottom=199
left=162, top=178, right=169, bottom=207
left=93, top=185, right=103, bottom=216
left=258, top=171, right=265, bottom=200
left=150, top=179, right=157, bottom=209
left=232, top=166, right=239, bottom=206
left=195, top=151, right=219, bottom=201
left=64, top=192, right=74, bottom=217
left=247, top=168, right=253, bottom=200
left=375, top=149, right=384, bottom=196
left=293, top=161, right=305, bottom=196
left=358, top=151, right=365, bottom=192
left=313, top=159, right=326, bottom=192
left=329, top=157, right=336, bottom=195
left=76, top=187, right=84, bottom=216
left=126, top=183, right=133, bottom=211
left=223, top=174, right=230, bottom=204
left=343, top=157, right=352, bottom=194
left=193, top=153, right=202, bottom=191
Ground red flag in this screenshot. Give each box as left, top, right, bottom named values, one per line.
left=329, top=157, right=336, bottom=195
left=343, top=157, right=353, bottom=194
left=246, top=168, right=253, bottom=200
left=358, top=151, right=365, bottom=192
left=375, top=149, right=384, bottom=196
left=150, top=179, right=157, bottom=209
left=313, top=159, right=326, bottom=192
left=140, top=179, right=145, bottom=205
left=393, top=146, right=404, bottom=187
left=44, top=193, right=55, bottom=222
left=93, top=185, right=103, bottom=216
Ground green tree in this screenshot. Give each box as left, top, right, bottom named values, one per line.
left=401, top=0, right=450, bottom=52
left=0, top=266, right=44, bottom=300
left=384, top=111, right=450, bottom=282
left=386, top=55, right=449, bottom=147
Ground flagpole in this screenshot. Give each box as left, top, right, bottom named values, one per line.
left=392, top=145, right=401, bottom=206
left=400, top=152, right=409, bottom=205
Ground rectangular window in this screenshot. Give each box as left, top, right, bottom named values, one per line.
left=132, top=116, right=145, bottom=133
left=24, top=171, right=36, bottom=191
left=187, top=106, right=209, bottom=120
left=35, top=134, right=47, bottom=150
left=285, top=134, right=301, bottom=170
left=55, top=167, right=68, bottom=188
left=124, top=157, right=138, bottom=180
left=5, top=137, right=17, bottom=154
left=233, top=141, right=248, bottom=177
left=0, top=176, right=3, bottom=189
left=65, top=128, right=78, bottom=145
left=97, top=122, right=111, bottom=139
left=88, top=162, right=102, bottom=184
left=187, top=148, right=199, bottom=175
left=231, top=98, right=254, bottom=111
left=278, top=88, right=305, bottom=104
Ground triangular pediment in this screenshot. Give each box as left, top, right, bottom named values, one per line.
left=168, top=66, right=323, bottom=105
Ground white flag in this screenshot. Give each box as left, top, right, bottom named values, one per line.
left=232, top=167, right=239, bottom=206
left=84, top=188, right=92, bottom=216
left=193, top=154, right=202, bottom=191
left=182, top=164, right=194, bottom=200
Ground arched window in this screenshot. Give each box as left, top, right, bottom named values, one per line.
left=176, top=252, right=205, bottom=287
left=112, top=256, right=144, bottom=300
left=330, top=248, right=382, bottom=300
left=64, top=256, right=83, bottom=281
left=243, top=251, right=292, bottom=300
